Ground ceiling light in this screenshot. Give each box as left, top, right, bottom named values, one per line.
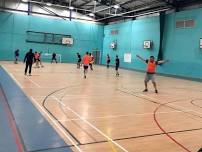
left=113, top=5, right=120, bottom=9
left=46, top=3, right=52, bottom=6
left=22, top=0, right=29, bottom=2
left=69, top=6, right=74, bottom=10
left=89, top=13, right=95, bottom=17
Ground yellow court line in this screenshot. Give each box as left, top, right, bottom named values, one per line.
left=108, top=139, right=119, bottom=152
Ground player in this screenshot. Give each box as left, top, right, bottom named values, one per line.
left=34, top=52, right=40, bottom=68
left=14, top=49, right=20, bottom=64
left=82, top=52, right=91, bottom=79
left=77, top=53, right=81, bottom=69
left=115, top=55, right=120, bottom=76
left=51, top=52, right=58, bottom=63
left=106, top=54, right=110, bottom=68
left=24, top=49, right=34, bottom=76
left=198, top=148, right=202, bottom=152
left=38, top=52, right=44, bottom=68
left=136, top=55, right=168, bottom=93
left=89, top=53, right=94, bottom=71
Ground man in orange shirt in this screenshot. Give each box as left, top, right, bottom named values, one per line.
left=83, top=52, right=91, bottom=79
left=137, top=55, right=168, bottom=93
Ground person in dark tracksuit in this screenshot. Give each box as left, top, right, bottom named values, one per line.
left=24, top=49, right=34, bottom=76
left=115, top=55, right=120, bottom=76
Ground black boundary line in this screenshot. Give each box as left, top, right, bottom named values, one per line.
left=42, top=85, right=82, bottom=145
left=28, top=145, right=74, bottom=152
left=59, top=104, right=99, bottom=142
left=118, top=88, right=202, bottom=119
left=41, top=86, right=202, bottom=148
left=30, top=126, right=202, bottom=152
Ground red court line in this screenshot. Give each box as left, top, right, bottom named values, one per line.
left=153, top=101, right=192, bottom=152
left=1, top=89, right=24, bottom=152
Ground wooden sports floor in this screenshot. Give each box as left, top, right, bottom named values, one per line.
left=1, top=61, right=202, bottom=152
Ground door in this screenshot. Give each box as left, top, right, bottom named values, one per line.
left=92, top=50, right=101, bottom=65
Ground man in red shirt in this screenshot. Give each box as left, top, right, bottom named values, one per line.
left=137, top=55, right=168, bottom=93
left=83, top=52, right=91, bottom=79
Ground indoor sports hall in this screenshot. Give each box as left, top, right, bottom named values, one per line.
left=0, top=0, right=202, bottom=152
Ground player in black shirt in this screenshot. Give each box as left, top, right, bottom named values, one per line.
left=14, top=49, right=20, bottom=64
left=106, top=54, right=110, bottom=68
left=51, top=52, right=57, bottom=63
left=115, top=55, right=120, bottom=76
left=24, top=49, right=34, bottom=76
left=77, top=53, right=81, bottom=69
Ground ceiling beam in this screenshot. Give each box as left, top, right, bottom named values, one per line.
left=77, top=0, right=92, bottom=7
left=96, top=1, right=170, bottom=22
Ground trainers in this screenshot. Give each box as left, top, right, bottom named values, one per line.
left=143, top=89, right=148, bottom=92
left=155, top=90, right=158, bottom=94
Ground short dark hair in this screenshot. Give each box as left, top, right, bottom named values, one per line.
left=86, top=52, right=89, bottom=55
left=150, top=56, right=154, bottom=59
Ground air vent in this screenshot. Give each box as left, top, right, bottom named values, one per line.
left=111, top=30, right=119, bottom=35
left=176, top=19, right=194, bottom=28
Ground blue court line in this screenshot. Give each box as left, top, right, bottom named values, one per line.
left=0, top=66, right=72, bottom=152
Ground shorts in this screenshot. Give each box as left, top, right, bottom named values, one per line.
left=145, top=73, right=156, bottom=82
left=115, top=66, right=119, bottom=71
left=78, top=59, right=81, bottom=63
left=84, top=65, right=88, bottom=70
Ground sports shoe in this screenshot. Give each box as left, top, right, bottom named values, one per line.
left=143, top=89, right=148, bottom=92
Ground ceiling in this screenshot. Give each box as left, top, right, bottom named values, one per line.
left=10, top=0, right=202, bottom=22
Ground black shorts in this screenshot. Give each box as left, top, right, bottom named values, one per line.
left=78, top=59, right=81, bottom=63
left=84, top=65, right=88, bottom=70
left=115, top=66, right=119, bottom=70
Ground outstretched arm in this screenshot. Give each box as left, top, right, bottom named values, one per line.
left=136, top=55, right=146, bottom=62
left=158, top=59, right=169, bottom=64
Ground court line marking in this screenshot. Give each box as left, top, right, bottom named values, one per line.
left=140, top=93, right=202, bottom=116
left=1, top=89, right=25, bottom=152
left=32, top=96, right=193, bottom=121
left=25, top=77, right=41, bottom=88
left=55, top=110, right=193, bottom=122
left=52, top=96, right=129, bottom=152
left=154, top=101, right=193, bottom=152
left=31, top=96, right=83, bottom=152
left=2, top=65, right=41, bottom=89
left=2, top=65, right=82, bottom=151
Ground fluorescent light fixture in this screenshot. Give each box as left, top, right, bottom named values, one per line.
left=89, top=13, right=95, bottom=17
left=46, top=3, right=52, bottom=6
left=22, top=0, right=29, bottom=2
left=69, top=6, right=74, bottom=10
left=113, top=5, right=120, bottom=9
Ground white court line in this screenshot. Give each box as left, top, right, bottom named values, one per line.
left=139, top=94, right=202, bottom=117
left=56, top=110, right=193, bottom=123
left=52, top=96, right=129, bottom=152
left=25, top=77, right=41, bottom=88
left=1, top=66, right=82, bottom=151
left=32, top=96, right=193, bottom=121
left=1, top=65, right=23, bottom=89
left=169, top=103, right=202, bottom=116
left=31, top=97, right=83, bottom=152
left=2, top=65, right=41, bottom=88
